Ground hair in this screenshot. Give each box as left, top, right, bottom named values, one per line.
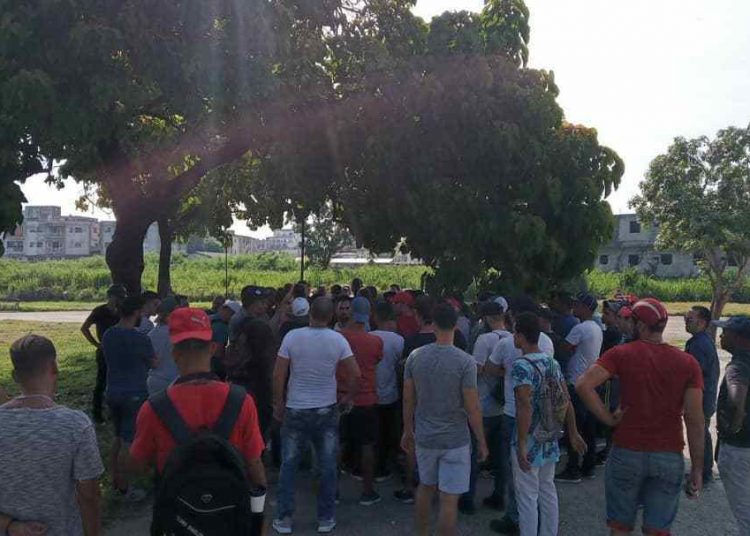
left=374, top=300, right=396, bottom=323
left=141, top=290, right=159, bottom=302
left=173, top=339, right=212, bottom=355
left=311, top=296, right=335, bottom=323
left=514, top=312, right=541, bottom=344
left=331, top=284, right=343, bottom=296
left=692, top=306, right=712, bottom=325
left=433, top=303, right=458, bottom=331
left=118, top=295, right=144, bottom=317
left=643, top=319, right=668, bottom=334
left=292, top=283, right=307, bottom=299
left=241, top=285, right=265, bottom=308
left=537, top=306, right=553, bottom=322
left=334, top=294, right=352, bottom=305
left=414, top=295, right=435, bottom=323
left=10, top=335, right=56, bottom=382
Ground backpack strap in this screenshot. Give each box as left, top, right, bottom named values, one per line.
left=213, top=384, right=248, bottom=440
left=150, top=390, right=192, bottom=445
left=520, top=356, right=544, bottom=376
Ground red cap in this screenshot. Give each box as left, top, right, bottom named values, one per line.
left=392, top=291, right=415, bottom=307
left=168, top=308, right=213, bottom=344
left=631, top=298, right=669, bottom=327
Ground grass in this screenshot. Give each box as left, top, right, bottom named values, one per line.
left=0, top=321, right=148, bottom=522
left=663, top=302, right=750, bottom=317
left=0, top=301, right=106, bottom=312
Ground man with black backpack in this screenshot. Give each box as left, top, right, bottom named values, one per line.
left=130, top=308, right=267, bottom=536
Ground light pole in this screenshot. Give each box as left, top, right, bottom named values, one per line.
left=299, top=221, right=306, bottom=283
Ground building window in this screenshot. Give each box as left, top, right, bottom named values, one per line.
left=660, top=254, right=673, bottom=265
left=629, top=220, right=641, bottom=234
left=628, top=254, right=640, bottom=267
left=74, top=242, right=82, bottom=248
left=52, top=241, right=60, bottom=249
left=75, top=227, right=83, bottom=233
left=37, top=242, right=43, bottom=248
left=599, top=255, right=609, bottom=265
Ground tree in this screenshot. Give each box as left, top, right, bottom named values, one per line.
left=296, top=204, right=355, bottom=269
left=0, top=0, right=340, bottom=291
left=631, top=124, right=750, bottom=321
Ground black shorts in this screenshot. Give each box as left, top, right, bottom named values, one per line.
left=341, top=405, right=379, bottom=447
left=107, top=394, right=146, bottom=443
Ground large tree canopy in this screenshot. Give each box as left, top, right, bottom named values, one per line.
left=632, top=124, right=750, bottom=320
left=2, top=0, right=622, bottom=295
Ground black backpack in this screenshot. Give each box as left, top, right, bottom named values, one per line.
left=150, top=384, right=252, bottom=536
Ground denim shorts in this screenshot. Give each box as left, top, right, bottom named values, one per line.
left=416, top=444, right=471, bottom=495
left=106, top=393, right=146, bottom=443
left=605, top=446, right=684, bottom=535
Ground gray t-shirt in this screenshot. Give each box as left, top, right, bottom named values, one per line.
left=147, top=323, right=178, bottom=395
left=0, top=405, right=104, bottom=535
left=404, top=343, right=477, bottom=449
left=278, top=327, right=354, bottom=409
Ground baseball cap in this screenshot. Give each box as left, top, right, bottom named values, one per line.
left=222, top=300, right=242, bottom=315
left=480, top=301, right=505, bottom=317
left=574, top=292, right=598, bottom=312
left=291, top=297, right=310, bottom=317
left=157, top=296, right=178, bottom=315
left=493, top=296, right=509, bottom=313
left=445, top=297, right=462, bottom=312
left=168, top=308, right=213, bottom=344
left=241, top=285, right=269, bottom=304
left=631, top=298, right=669, bottom=327
left=106, top=284, right=127, bottom=298
left=713, top=316, right=750, bottom=339
left=352, top=297, right=371, bottom=324
left=392, top=291, right=415, bottom=307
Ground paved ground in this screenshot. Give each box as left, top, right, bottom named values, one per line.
left=105, top=455, right=738, bottom=536
left=0, top=310, right=90, bottom=323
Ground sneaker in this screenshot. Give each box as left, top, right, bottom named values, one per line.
left=581, top=468, right=596, bottom=480
left=458, top=500, right=476, bottom=515
left=595, top=451, right=608, bottom=466
left=489, top=516, right=520, bottom=535
left=482, top=494, right=504, bottom=511
left=393, top=488, right=415, bottom=504
left=375, top=472, right=392, bottom=483
left=116, top=487, right=147, bottom=502
left=317, top=519, right=337, bottom=533
left=351, top=471, right=363, bottom=482
left=555, top=468, right=582, bottom=484
left=359, top=491, right=382, bottom=506
left=272, top=517, right=293, bottom=534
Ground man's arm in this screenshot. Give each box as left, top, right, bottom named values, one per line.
left=81, top=315, right=100, bottom=348
left=463, top=387, right=489, bottom=462
left=247, top=457, right=267, bottom=489
left=575, top=365, right=621, bottom=426
left=0, top=514, right=48, bottom=535
left=401, top=377, right=416, bottom=454
left=515, top=385, right=533, bottom=472
left=683, top=387, right=705, bottom=495
left=338, top=356, right=361, bottom=406
left=76, top=479, right=102, bottom=536
left=484, top=341, right=506, bottom=377
left=272, top=356, right=290, bottom=422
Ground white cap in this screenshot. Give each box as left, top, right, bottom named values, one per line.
left=493, top=296, right=509, bottom=313
left=222, top=300, right=242, bottom=315
left=291, top=297, right=310, bottom=317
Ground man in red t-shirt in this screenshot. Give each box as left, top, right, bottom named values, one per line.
left=576, top=298, right=704, bottom=536
left=393, top=291, right=419, bottom=338
left=340, top=297, right=384, bottom=506
left=130, top=308, right=266, bottom=487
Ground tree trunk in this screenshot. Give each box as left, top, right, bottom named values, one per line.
left=105, top=211, right=152, bottom=296
left=157, top=217, right=174, bottom=297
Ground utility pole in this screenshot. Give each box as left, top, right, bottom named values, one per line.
left=300, top=221, right=306, bottom=283
left=224, top=231, right=229, bottom=298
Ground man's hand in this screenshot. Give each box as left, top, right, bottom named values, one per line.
left=400, top=431, right=415, bottom=455
left=605, top=407, right=626, bottom=428
left=685, top=466, right=703, bottom=500
left=516, top=446, right=532, bottom=473
left=272, top=404, right=285, bottom=424
left=569, top=432, right=588, bottom=456
left=8, top=520, right=48, bottom=535
left=476, top=440, right=489, bottom=464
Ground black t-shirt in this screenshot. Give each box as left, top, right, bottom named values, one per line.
left=717, top=351, right=750, bottom=448
left=86, top=304, right=119, bottom=342
left=279, top=317, right=309, bottom=341
left=601, top=326, right=623, bottom=355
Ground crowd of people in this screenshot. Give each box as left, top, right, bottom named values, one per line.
left=1, top=278, right=749, bottom=536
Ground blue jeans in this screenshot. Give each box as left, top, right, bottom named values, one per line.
left=500, top=415, right=518, bottom=523
left=462, top=416, right=505, bottom=505
left=277, top=406, right=339, bottom=521
left=605, top=446, right=684, bottom=534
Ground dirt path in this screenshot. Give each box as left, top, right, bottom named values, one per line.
left=0, top=311, right=90, bottom=323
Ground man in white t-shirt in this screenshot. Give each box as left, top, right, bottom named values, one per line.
left=272, top=297, right=361, bottom=534
left=370, top=301, right=406, bottom=480
left=486, top=302, right=554, bottom=535
left=461, top=301, right=513, bottom=514
left=556, top=292, right=603, bottom=483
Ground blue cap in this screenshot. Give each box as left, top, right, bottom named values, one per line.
left=713, top=316, right=750, bottom=339
left=575, top=292, right=598, bottom=312
left=352, top=297, right=371, bottom=324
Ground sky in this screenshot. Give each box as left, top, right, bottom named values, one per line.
left=20, top=0, right=750, bottom=235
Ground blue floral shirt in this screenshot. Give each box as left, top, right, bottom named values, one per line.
left=511, top=353, right=564, bottom=467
